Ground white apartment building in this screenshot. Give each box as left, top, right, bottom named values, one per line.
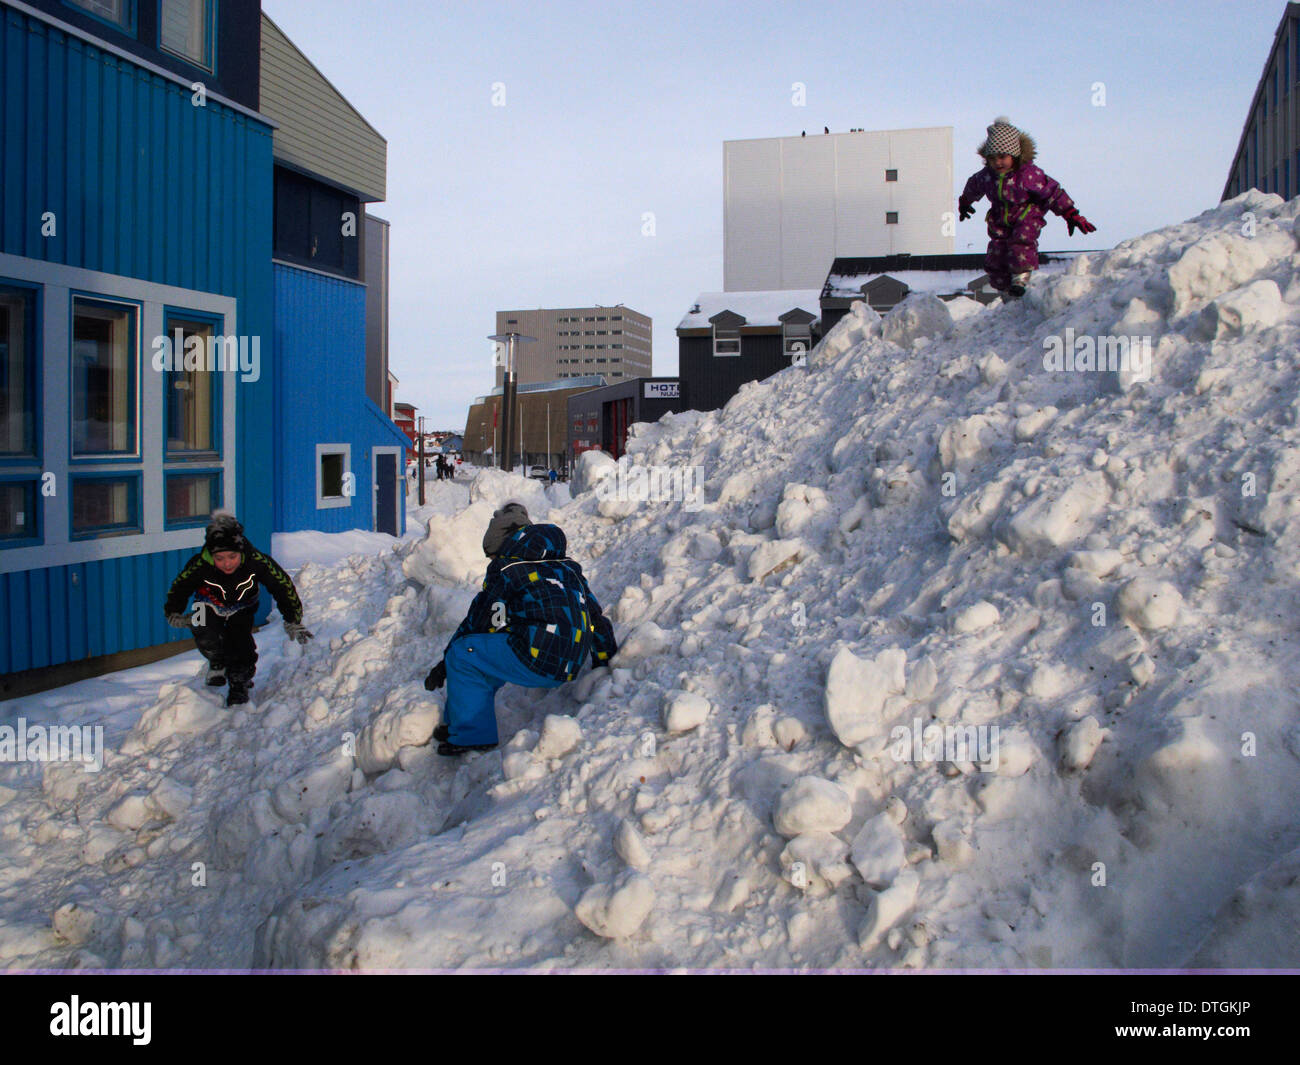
left=724, top=127, right=954, bottom=291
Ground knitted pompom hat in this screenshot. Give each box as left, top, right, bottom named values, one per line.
left=204, top=509, right=247, bottom=554
left=979, top=116, right=1021, bottom=158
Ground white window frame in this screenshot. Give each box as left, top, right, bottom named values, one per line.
left=0, top=251, right=237, bottom=574
left=713, top=325, right=741, bottom=357
left=316, top=443, right=352, bottom=510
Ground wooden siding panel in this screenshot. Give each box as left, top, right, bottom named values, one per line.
left=259, top=17, right=385, bottom=201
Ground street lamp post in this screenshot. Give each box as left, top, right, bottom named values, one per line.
left=488, top=332, right=536, bottom=473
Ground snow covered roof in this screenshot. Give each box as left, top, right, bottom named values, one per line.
left=825, top=252, right=1085, bottom=300
left=677, top=290, right=823, bottom=331
left=825, top=269, right=977, bottom=299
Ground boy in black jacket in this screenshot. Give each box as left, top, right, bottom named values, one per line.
left=163, top=511, right=312, bottom=706
left=424, top=502, right=617, bottom=755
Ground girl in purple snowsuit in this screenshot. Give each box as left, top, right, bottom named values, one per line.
left=958, top=117, right=1095, bottom=298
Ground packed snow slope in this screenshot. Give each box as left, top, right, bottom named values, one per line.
left=4, top=191, right=1300, bottom=969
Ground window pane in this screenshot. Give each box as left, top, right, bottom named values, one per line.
left=161, top=0, right=210, bottom=67
left=165, top=318, right=217, bottom=453
left=166, top=472, right=218, bottom=522
left=321, top=452, right=344, bottom=497
left=73, top=300, right=136, bottom=456
left=0, top=287, right=36, bottom=456
left=68, top=0, right=126, bottom=26
left=0, top=481, right=36, bottom=541
left=72, top=478, right=138, bottom=535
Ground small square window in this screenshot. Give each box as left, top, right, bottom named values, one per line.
left=72, top=475, right=141, bottom=539
left=165, top=471, right=221, bottom=526
left=0, top=481, right=39, bottom=544
left=160, top=0, right=215, bottom=72
left=886, top=211, right=899, bottom=224
left=317, top=445, right=352, bottom=509
left=885, top=169, right=898, bottom=181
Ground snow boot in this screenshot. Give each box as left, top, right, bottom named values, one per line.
left=437, top=740, right=497, bottom=757
left=204, top=664, right=227, bottom=687
left=433, top=722, right=450, bottom=743
left=226, top=675, right=252, bottom=707
left=1008, top=272, right=1031, bottom=299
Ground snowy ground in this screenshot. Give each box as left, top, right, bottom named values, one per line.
left=3, top=191, right=1300, bottom=970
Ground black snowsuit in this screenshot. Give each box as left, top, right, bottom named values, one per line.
left=163, top=546, right=302, bottom=684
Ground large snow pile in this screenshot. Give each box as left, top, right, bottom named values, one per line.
left=3, top=192, right=1300, bottom=969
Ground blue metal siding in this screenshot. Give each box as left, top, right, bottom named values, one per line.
left=0, top=547, right=207, bottom=673
left=273, top=262, right=407, bottom=535
left=0, top=4, right=275, bottom=675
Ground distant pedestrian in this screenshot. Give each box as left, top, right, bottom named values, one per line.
left=958, top=116, right=1094, bottom=299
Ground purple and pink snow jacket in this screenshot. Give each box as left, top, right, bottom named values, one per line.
left=959, top=163, right=1076, bottom=247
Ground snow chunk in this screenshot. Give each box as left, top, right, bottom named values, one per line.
left=994, top=726, right=1037, bottom=777
left=534, top=714, right=582, bottom=760
left=1166, top=229, right=1294, bottom=316
left=775, top=483, right=831, bottom=539
left=1117, top=577, right=1183, bottom=630
left=850, top=812, right=906, bottom=889
left=617, top=622, right=671, bottom=663
left=1058, top=716, right=1106, bottom=771
left=575, top=873, right=655, bottom=938
left=859, top=870, right=919, bottom=951
left=662, top=690, right=711, bottom=734
left=881, top=293, right=954, bottom=348
left=121, top=684, right=224, bottom=753
left=774, top=777, right=852, bottom=838
left=747, top=538, right=805, bottom=581
left=1004, top=471, right=1109, bottom=556
left=270, top=752, right=354, bottom=823
left=824, top=646, right=907, bottom=747
left=355, top=700, right=439, bottom=775
left=781, top=832, right=853, bottom=891
left=570, top=449, right=619, bottom=496
left=937, top=414, right=1009, bottom=475
left=1198, top=279, right=1283, bottom=339
left=105, top=791, right=153, bottom=832
left=952, top=600, right=1000, bottom=635
left=614, top=820, right=652, bottom=871
left=1068, top=548, right=1124, bottom=577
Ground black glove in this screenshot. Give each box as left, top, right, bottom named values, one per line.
left=958, top=201, right=975, bottom=221
left=1063, top=208, right=1095, bottom=236
left=424, top=660, right=446, bottom=690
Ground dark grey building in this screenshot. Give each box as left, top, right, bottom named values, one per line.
left=819, top=252, right=1080, bottom=333
left=1223, top=3, right=1300, bottom=200
left=567, top=378, right=687, bottom=464
left=676, top=291, right=821, bottom=413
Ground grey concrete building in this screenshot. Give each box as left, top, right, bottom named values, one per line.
left=494, top=306, right=652, bottom=387
left=1224, top=3, right=1300, bottom=200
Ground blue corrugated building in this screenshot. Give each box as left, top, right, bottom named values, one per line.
left=0, top=1, right=407, bottom=691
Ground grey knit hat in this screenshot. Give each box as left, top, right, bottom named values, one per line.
left=980, top=116, right=1021, bottom=158
left=482, top=502, right=531, bottom=557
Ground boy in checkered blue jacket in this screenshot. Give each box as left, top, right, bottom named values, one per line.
left=424, top=503, right=618, bottom=755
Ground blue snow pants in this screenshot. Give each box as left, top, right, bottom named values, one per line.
left=444, top=633, right=566, bottom=746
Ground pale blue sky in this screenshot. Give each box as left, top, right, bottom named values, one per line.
left=262, top=0, right=1282, bottom=428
